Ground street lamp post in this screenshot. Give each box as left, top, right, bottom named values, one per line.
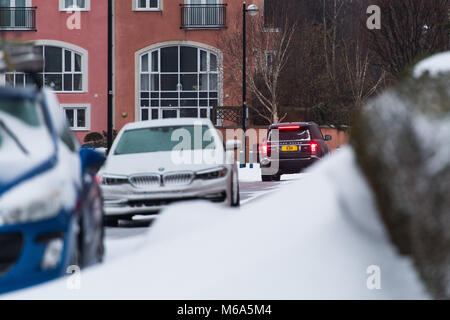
left=242, top=2, right=258, bottom=168
left=107, top=0, right=113, bottom=153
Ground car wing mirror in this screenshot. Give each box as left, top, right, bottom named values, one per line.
left=226, top=140, right=242, bottom=150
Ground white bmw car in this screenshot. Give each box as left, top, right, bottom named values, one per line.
left=99, top=118, right=240, bottom=224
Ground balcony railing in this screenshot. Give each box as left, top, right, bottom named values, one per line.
left=180, top=4, right=227, bottom=29
left=0, top=7, right=37, bottom=31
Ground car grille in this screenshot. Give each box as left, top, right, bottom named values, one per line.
left=129, top=174, right=161, bottom=188
left=162, top=172, right=194, bottom=186
left=0, top=233, right=24, bottom=277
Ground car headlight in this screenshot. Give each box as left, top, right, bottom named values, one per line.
left=195, top=167, right=228, bottom=180
left=0, top=186, right=64, bottom=226
left=99, top=174, right=129, bottom=185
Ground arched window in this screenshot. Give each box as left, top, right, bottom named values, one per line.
left=139, top=45, right=220, bottom=120
left=4, top=45, right=85, bottom=92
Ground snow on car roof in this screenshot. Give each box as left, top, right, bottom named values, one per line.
left=414, top=51, right=450, bottom=78
left=122, top=118, right=214, bottom=131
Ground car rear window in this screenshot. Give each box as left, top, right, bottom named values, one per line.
left=114, top=125, right=216, bottom=155
left=0, top=97, right=42, bottom=127
left=269, top=129, right=311, bottom=141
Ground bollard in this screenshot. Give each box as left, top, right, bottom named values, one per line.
left=239, top=149, right=246, bottom=168
left=249, top=149, right=254, bottom=168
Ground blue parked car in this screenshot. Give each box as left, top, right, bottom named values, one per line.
left=0, top=85, right=105, bottom=294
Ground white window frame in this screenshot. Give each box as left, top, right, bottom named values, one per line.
left=1, top=0, right=33, bottom=7
left=138, top=45, right=221, bottom=121
left=61, top=104, right=91, bottom=131
left=1, top=40, right=88, bottom=93
left=133, top=0, right=162, bottom=11
left=59, top=0, right=90, bottom=12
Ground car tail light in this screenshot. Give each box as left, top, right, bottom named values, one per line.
left=260, top=143, right=271, bottom=157
left=278, top=125, right=300, bottom=130
left=310, top=143, right=318, bottom=155
left=95, top=175, right=100, bottom=184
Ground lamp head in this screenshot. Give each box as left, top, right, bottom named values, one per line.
left=247, top=4, right=259, bottom=17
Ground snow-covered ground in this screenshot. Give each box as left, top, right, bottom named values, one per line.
left=4, top=147, right=428, bottom=299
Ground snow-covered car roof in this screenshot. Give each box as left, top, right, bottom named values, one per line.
left=121, top=118, right=215, bottom=131
left=414, top=51, right=450, bottom=78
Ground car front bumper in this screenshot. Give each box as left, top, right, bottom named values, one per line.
left=101, top=177, right=229, bottom=216
left=0, top=210, right=75, bottom=295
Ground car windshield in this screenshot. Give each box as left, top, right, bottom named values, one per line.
left=269, top=129, right=311, bottom=141
left=0, top=97, right=42, bottom=127
left=114, top=125, right=216, bottom=155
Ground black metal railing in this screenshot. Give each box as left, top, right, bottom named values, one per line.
left=0, top=7, right=37, bottom=31
left=180, top=4, right=227, bottom=29
left=210, top=106, right=242, bottom=127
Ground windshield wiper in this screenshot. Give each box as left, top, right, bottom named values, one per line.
left=0, top=119, right=29, bottom=155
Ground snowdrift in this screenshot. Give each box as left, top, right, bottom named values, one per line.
left=6, top=148, right=427, bottom=299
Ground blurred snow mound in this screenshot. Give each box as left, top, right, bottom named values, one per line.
left=414, top=51, right=450, bottom=78
left=7, top=148, right=427, bottom=299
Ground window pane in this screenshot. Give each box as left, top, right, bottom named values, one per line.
left=151, top=109, right=159, bottom=119
left=65, top=109, right=74, bottom=127
left=141, top=54, right=148, bottom=72
left=150, top=0, right=158, bottom=8
left=140, top=100, right=149, bottom=107
left=181, top=92, right=197, bottom=98
left=180, top=108, right=198, bottom=118
left=141, top=109, right=149, bottom=121
left=162, top=110, right=177, bottom=119
left=150, top=74, right=159, bottom=91
left=25, top=74, right=35, bottom=86
left=5, top=74, right=14, bottom=86
left=45, top=46, right=62, bottom=72
left=141, top=74, right=149, bottom=91
left=65, top=50, right=72, bottom=72
left=161, top=74, right=178, bottom=91
left=200, top=109, right=208, bottom=118
left=151, top=100, right=159, bottom=107
left=151, top=51, right=159, bottom=72
left=199, top=99, right=208, bottom=107
left=45, top=74, right=62, bottom=91
left=74, top=74, right=82, bottom=91
left=141, top=92, right=149, bottom=98
left=180, top=46, right=197, bottom=72
left=181, top=74, right=198, bottom=91
left=180, top=100, right=198, bottom=107
left=16, top=74, right=24, bottom=86
left=64, top=74, right=73, bottom=91
left=161, top=100, right=178, bottom=107
left=200, top=51, right=207, bottom=72
left=199, top=74, right=208, bottom=91
left=77, top=0, right=86, bottom=8
left=210, top=54, right=218, bottom=71
left=138, top=0, right=146, bottom=8
left=65, top=0, right=72, bottom=9
left=161, top=92, right=178, bottom=98
left=74, top=54, right=82, bottom=72
left=161, top=47, right=178, bottom=72
left=77, top=109, right=86, bottom=128
left=209, top=74, right=218, bottom=90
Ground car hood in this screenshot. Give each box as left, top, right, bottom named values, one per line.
left=101, top=150, right=226, bottom=176
left=0, top=111, right=55, bottom=195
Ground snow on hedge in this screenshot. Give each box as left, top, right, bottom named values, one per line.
left=6, top=148, right=427, bottom=299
